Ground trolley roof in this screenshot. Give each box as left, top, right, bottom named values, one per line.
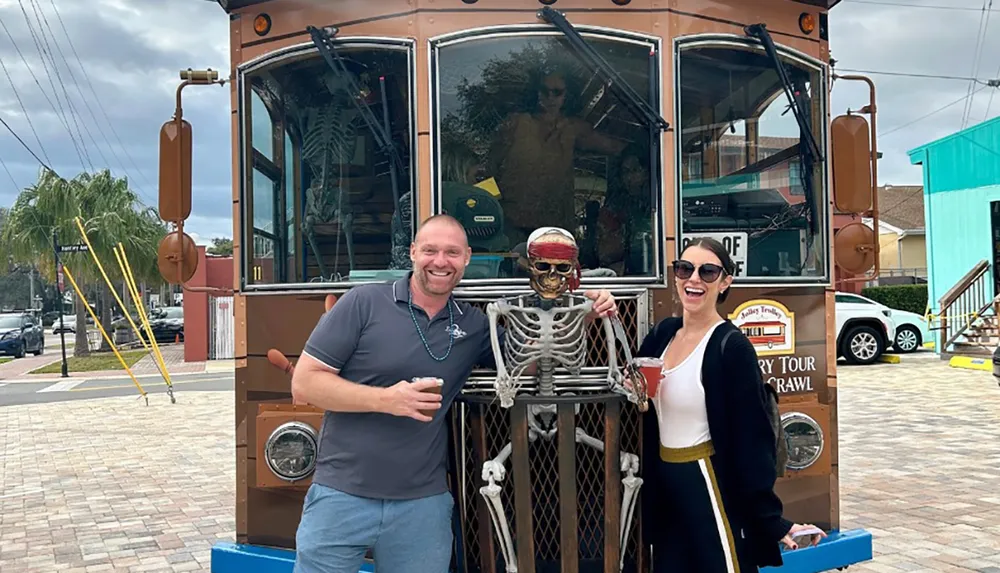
left=209, top=0, right=841, bottom=13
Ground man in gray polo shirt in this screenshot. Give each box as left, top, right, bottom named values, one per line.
left=290, top=214, right=616, bottom=573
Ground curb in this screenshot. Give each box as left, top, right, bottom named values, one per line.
left=0, top=369, right=224, bottom=384
left=877, top=354, right=901, bottom=364
left=948, top=356, right=993, bottom=372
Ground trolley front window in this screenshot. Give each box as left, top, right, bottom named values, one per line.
left=432, top=31, right=662, bottom=281
left=676, top=41, right=828, bottom=281
left=241, top=41, right=415, bottom=287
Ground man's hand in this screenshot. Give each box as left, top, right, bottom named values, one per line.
left=781, top=523, right=826, bottom=550
left=583, top=289, right=617, bottom=321
left=379, top=379, right=443, bottom=422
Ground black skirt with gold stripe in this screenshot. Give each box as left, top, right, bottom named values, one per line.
left=648, top=440, right=758, bottom=573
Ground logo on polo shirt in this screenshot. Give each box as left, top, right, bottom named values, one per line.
left=446, top=324, right=467, bottom=339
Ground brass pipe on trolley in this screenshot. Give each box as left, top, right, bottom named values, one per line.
left=170, top=68, right=234, bottom=296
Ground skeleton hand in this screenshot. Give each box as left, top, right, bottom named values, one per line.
left=583, top=289, right=616, bottom=320
left=620, top=452, right=640, bottom=476
left=482, top=460, right=507, bottom=483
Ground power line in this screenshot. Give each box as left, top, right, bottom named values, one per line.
left=842, top=0, right=1000, bottom=11
left=45, top=0, right=154, bottom=194
left=0, top=112, right=52, bottom=170
left=0, top=154, right=19, bottom=192
left=835, top=68, right=999, bottom=83
left=0, top=51, right=50, bottom=165
left=881, top=84, right=992, bottom=136
left=961, top=0, right=992, bottom=128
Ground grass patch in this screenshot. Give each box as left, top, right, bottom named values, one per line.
left=30, top=349, right=148, bottom=374
left=0, top=357, right=11, bottom=365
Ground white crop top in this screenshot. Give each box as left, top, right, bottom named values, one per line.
left=655, top=321, right=723, bottom=449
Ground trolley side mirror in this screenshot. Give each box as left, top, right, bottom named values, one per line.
left=158, top=117, right=193, bottom=223
left=831, top=113, right=873, bottom=213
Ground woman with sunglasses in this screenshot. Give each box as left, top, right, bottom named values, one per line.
left=635, top=237, right=824, bottom=572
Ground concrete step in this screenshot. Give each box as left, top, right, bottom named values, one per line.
left=952, top=340, right=996, bottom=356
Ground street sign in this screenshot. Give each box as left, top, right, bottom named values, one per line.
left=58, top=244, right=89, bottom=253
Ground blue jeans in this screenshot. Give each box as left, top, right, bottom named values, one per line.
left=293, top=483, right=455, bottom=573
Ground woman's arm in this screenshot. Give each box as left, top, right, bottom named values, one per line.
left=724, top=332, right=794, bottom=542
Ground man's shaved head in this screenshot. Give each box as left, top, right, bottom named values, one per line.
left=414, top=214, right=468, bottom=247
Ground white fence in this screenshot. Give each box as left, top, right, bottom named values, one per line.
left=209, top=295, right=235, bottom=360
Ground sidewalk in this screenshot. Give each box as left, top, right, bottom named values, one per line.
left=0, top=345, right=234, bottom=383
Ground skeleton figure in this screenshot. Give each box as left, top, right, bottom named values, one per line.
left=479, top=227, right=644, bottom=572
left=299, top=71, right=365, bottom=279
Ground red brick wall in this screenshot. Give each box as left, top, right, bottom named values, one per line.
left=182, top=247, right=234, bottom=362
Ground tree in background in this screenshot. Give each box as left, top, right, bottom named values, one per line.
left=208, top=237, right=233, bottom=256
left=0, top=168, right=167, bottom=355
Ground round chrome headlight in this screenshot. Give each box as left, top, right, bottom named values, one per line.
left=264, top=421, right=318, bottom=482
left=780, top=412, right=824, bottom=471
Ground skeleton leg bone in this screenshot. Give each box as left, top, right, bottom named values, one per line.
left=480, top=443, right=517, bottom=572
left=574, top=427, right=643, bottom=573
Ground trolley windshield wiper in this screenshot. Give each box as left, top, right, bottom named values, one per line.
left=744, top=23, right=823, bottom=163
left=538, top=7, right=670, bottom=132
left=307, top=25, right=404, bottom=228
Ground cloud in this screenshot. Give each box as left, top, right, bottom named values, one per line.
left=1, top=0, right=998, bottom=251
left=0, top=0, right=231, bottom=239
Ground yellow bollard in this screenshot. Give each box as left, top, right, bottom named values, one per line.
left=61, top=265, right=148, bottom=404
left=115, top=243, right=175, bottom=402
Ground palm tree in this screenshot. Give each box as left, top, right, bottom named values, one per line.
left=0, top=167, right=166, bottom=356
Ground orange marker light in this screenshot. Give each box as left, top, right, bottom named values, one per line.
left=799, top=13, right=816, bottom=35
left=253, top=13, right=271, bottom=36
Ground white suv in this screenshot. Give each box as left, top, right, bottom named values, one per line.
left=835, top=292, right=897, bottom=365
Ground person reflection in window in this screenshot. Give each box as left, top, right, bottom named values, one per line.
left=596, top=143, right=652, bottom=276
left=487, top=70, right=626, bottom=246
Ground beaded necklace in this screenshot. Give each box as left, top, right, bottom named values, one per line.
left=408, top=290, right=454, bottom=361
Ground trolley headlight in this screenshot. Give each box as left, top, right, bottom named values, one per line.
left=264, top=421, right=318, bottom=481
left=780, top=412, right=824, bottom=471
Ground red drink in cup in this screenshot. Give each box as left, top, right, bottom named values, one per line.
left=632, top=358, right=663, bottom=398
left=412, top=377, right=444, bottom=417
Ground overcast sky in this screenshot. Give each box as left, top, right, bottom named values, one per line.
left=0, top=0, right=998, bottom=244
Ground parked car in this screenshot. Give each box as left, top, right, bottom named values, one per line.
left=0, top=312, right=45, bottom=358
left=834, top=292, right=930, bottom=353
left=52, top=315, right=77, bottom=334
left=142, top=306, right=185, bottom=343
left=835, top=292, right=896, bottom=365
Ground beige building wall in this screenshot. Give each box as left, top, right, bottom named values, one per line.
left=879, top=233, right=900, bottom=269
left=899, top=235, right=927, bottom=270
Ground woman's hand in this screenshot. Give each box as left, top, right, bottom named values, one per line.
left=781, top=523, right=826, bottom=550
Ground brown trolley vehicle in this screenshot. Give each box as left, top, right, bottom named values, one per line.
left=156, top=0, right=879, bottom=571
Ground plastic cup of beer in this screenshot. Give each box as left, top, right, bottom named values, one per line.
left=412, top=377, right=444, bottom=417
left=632, top=358, right=663, bottom=398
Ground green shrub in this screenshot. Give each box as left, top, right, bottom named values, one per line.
left=860, top=284, right=928, bottom=315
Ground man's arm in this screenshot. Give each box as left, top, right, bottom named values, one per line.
left=290, top=289, right=442, bottom=422
left=292, top=354, right=442, bottom=421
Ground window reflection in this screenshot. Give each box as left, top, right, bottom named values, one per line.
left=434, top=34, right=659, bottom=279
left=244, top=42, right=414, bottom=286
left=677, top=43, right=826, bottom=280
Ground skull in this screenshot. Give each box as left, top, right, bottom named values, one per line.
left=526, top=227, right=580, bottom=300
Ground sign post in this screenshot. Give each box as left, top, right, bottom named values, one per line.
left=53, top=231, right=69, bottom=378
left=51, top=236, right=87, bottom=378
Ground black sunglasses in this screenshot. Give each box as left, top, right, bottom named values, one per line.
left=672, top=260, right=725, bottom=283
left=534, top=261, right=573, bottom=273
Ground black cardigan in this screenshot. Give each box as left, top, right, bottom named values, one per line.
left=637, top=317, right=793, bottom=568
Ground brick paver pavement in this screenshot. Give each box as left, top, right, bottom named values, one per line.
left=1, top=351, right=998, bottom=572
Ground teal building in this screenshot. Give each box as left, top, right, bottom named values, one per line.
left=908, top=116, right=1000, bottom=351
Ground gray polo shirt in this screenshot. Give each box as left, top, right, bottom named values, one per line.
left=302, top=274, right=502, bottom=500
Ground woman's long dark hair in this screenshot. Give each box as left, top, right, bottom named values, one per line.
left=680, top=237, right=736, bottom=303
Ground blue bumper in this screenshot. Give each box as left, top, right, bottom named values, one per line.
left=0, top=337, right=21, bottom=354
left=764, top=529, right=873, bottom=573
left=211, top=529, right=871, bottom=573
